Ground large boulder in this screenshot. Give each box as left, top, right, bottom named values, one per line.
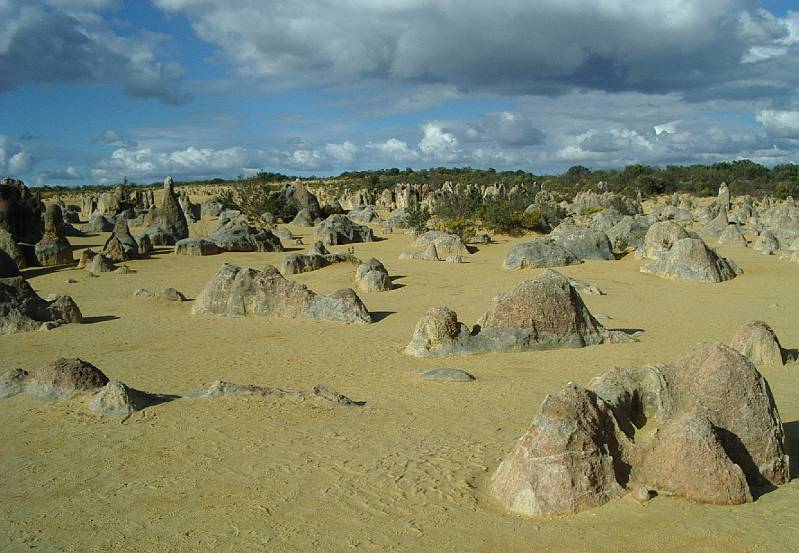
left=405, top=270, right=629, bottom=357
left=102, top=217, right=139, bottom=262
left=138, top=177, right=189, bottom=245
left=753, top=230, right=779, bottom=255
left=503, top=239, right=582, bottom=269
left=316, top=214, right=374, bottom=245
left=209, top=216, right=284, bottom=252
left=0, top=276, right=82, bottom=334
left=0, top=177, right=42, bottom=245
left=82, top=213, right=115, bottom=233
left=280, top=241, right=354, bottom=275
left=174, top=237, right=221, bottom=256
left=490, top=383, right=625, bottom=516
left=354, top=258, right=393, bottom=292
left=34, top=204, right=73, bottom=266
left=640, top=237, right=741, bottom=283
left=491, top=343, right=788, bottom=516
left=637, top=221, right=691, bottom=260
left=550, top=226, right=614, bottom=260
left=412, top=231, right=469, bottom=257
left=605, top=216, right=651, bottom=253
left=192, top=263, right=371, bottom=324
left=730, top=320, right=785, bottom=367
left=718, top=224, right=748, bottom=246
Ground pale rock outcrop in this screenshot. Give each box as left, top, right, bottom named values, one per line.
left=730, top=320, right=785, bottom=367
left=0, top=276, right=82, bottom=334
left=399, top=243, right=440, bottom=261
left=102, top=217, right=139, bottom=262
left=209, top=215, right=284, bottom=252
left=753, top=230, right=779, bottom=255
left=355, top=258, right=393, bottom=292
left=491, top=343, right=788, bottom=516
left=640, top=238, right=740, bottom=283
left=412, top=231, right=469, bottom=257
left=550, top=226, right=615, bottom=260
left=174, top=237, right=221, bottom=256
left=192, top=263, right=371, bottom=324
left=35, top=204, right=73, bottom=266
left=138, top=177, right=190, bottom=245
left=280, top=241, right=353, bottom=275
left=0, top=358, right=108, bottom=401
left=503, top=239, right=582, bottom=269
left=405, top=270, right=630, bottom=357
left=316, top=214, right=374, bottom=245
left=718, top=224, right=748, bottom=246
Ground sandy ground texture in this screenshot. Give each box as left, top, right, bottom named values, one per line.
left=1, top=215, right=798, bottom=553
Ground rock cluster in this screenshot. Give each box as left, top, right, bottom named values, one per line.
left=491, top=343, right=789, bottom=516
left=192, top=262, right=371, bottom=324
left=638, top=222, right=740, bottom=283
left=405, top=270, right=631, bottom=357
left=316, top=214, right=374, bottom=245
left=35, top=204, right=73, bottom=266
left=0, top=276, right=82, bottom=334
left=354, top=258, right=393, bottom=292
left=280, top=241, right=354, bottom=275
left=138, top=177, right=190, bottom=245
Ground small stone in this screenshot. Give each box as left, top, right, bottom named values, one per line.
left=64, top=278, right=77, bottom=284
left=421, top=368, right=475, bottom=382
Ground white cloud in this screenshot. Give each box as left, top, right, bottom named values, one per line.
left=419, top=123, right=461, bottom=162
left=757, top=110, right=799, bottom=139
left=369, top=138, right=419, bottom=163
left=91, top=145, right=251, bottom=180
left=324, top=141, right=359, bottom=164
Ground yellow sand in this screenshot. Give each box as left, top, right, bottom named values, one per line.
left=1, top=219, right=798, bottom=553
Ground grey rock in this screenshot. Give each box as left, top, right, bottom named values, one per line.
left=421, top=368, right=475, bottom=382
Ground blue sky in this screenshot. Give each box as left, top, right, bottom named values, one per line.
left=0, top=0, right=798, bottom=185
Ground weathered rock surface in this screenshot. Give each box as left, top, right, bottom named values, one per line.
left=405, top=270, right=630, bottom=357
left=280, top=241, right=353, bottom=275
left=640, top=238, right=741, bottom=283
left=174, top=237, right=221, bottom=256
left=209, top=216, right=284, bottom=252
left=491, top=343, right=789, bottom=516
left=421, top=368, right=475, bottom=382
left=193, top=380, right=360, bottom=407
left=503, top=239, right=582, bottom=269
left=730, top=320, right=785, bottom=367
left=138, top=177, right=190, bottom=245
left=102, top=217, right=139, bottom=261
left=412, top=231, right=469, bottom=257
left=316, top=214, right=374, bottom=245
left=753, top=230, right=779, bottom=255
left=88, top=253, right=116, bottom=274
left=18, top=358, right=109, bottom=401
left=192, top=263, right=371, bottom=324
left=399, top=243, right=440, bottom=261
left=718, top=224, right=748, bottom=246
left=355, top=258, right=393, bottom=292
left=135, top=287, right=187, bottom=302
left=550, top=226, right=615, bottom=260
left=0, top=276, right=82, bottom=334
left=491, top=383, right=625, bottom=516
left=89, top=380, right=168, bottom=417
left=35, top=204, right=73, bottom=266
left=637, top=221, right=692, bottom=260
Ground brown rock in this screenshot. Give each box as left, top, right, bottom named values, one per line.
left=730, top=321, right=785, bottom=367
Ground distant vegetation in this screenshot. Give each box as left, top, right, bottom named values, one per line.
left=29, top=161, right=799, bottom=200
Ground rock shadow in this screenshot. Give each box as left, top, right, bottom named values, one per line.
left=82, top=315, right=120, bottom=324
left=370, top=311, right=396, bottom=323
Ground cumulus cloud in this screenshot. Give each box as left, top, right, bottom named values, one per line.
left=0, top=135, right=32, bottom=177
left=324, top=141, right=359, bottom=165
left=419, top=123, right=461, bottom=162
left=91, top=145, right=251, bottom=181
left=0, top=1, right=190, bottom=104
left=368, top=138, right=419, bottom=163
left=757, top=110, right=799, bottom=139
left=154, top=0, right=799, bottom=103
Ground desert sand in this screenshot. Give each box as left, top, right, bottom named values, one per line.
left=1, top=216, right=798, bottom=553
